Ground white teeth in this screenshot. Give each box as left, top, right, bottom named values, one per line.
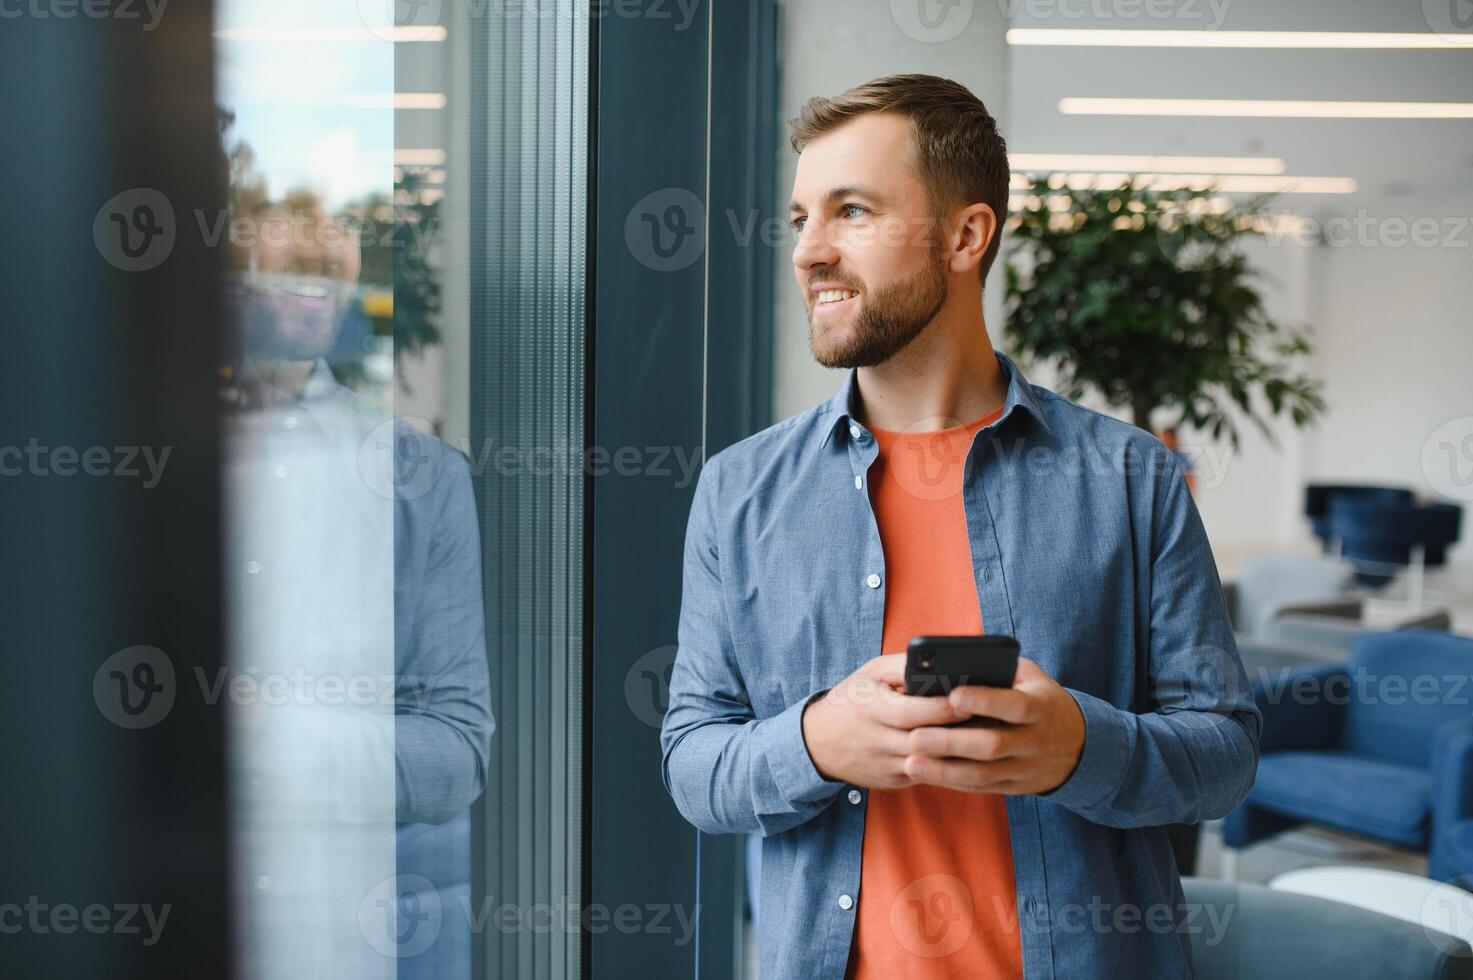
left=816, top=289, right=857, bottom=304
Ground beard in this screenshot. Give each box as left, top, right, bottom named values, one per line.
left=808, top=251, right=948, bottom=369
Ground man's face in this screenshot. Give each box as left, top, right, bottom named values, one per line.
left=225, top=208, right=361, bottom=362
left=789, top=113, right=948, bottom=369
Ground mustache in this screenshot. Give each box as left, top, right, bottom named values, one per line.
left=807, top=276, right=863, bottom=294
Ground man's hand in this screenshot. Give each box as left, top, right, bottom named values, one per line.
left=802, top=653, right=967, bottom=789
left=902, top=657, right=1085, bottom=795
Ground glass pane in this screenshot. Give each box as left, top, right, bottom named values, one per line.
left=217, top=3, right=587, bottom=977
left=216, top=4, right=489, bottom=978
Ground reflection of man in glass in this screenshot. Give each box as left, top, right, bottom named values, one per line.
left=223, top=200, right=492, bottom=980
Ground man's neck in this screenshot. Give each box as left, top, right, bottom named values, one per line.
left=254, top=358, right=315, bottom=394
left=852, top=308, right=1007, bottom=433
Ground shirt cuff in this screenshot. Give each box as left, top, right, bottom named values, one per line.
left=766, top=690, right=845, bottom=805
left=1037, top=687, right=1128, bottom=812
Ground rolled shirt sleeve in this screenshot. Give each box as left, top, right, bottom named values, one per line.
left=1040, top=451, right=1261, bottom=826
left=660, top=454, right=846, bottom=836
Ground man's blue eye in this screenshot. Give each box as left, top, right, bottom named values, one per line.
left=843, top=205, right=867, bottom=218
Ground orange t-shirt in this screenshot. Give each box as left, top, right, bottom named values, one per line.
left=846, top=406, right=1024, bottom=980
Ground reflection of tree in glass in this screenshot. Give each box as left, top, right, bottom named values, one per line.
left=349, top=171, right=442, bottom=380
left=219, top=108, right=269, bottom=215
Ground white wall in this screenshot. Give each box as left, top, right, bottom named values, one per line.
left=1184, top=236, right=1316, bottom=566
left=1300, top=199, right=1473, bottom=597
left=771, top=0, right=1012, bottom=420
left=1160, top=205, right=1473, bottom=613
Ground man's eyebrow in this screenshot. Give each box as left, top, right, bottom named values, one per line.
left=788, top=184, right=887, bottom=212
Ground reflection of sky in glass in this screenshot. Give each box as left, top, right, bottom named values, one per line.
left=215, top=0, right=393, bottom=210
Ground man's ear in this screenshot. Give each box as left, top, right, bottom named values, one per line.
left=947, top=202, right=997, bottom=275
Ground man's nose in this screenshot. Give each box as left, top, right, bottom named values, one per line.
left=792, top=219, right=840, bottom=273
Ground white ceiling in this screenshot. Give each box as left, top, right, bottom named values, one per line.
left=1004, top=0, right=1473, bottom=217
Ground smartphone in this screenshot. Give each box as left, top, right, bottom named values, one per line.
left=904, top=635, right=1020, bottom=703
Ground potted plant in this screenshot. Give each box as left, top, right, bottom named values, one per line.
left=1003, top=176, right=1325, bottom=450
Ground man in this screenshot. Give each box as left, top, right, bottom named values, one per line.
left=223, top=201, right=492, bottom=979
left=659, top=74, right=1259, bottom=979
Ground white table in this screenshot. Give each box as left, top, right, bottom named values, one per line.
left=1270, top=866, right=1473, bottom=949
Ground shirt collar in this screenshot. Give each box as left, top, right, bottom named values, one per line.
left=233, top=357, right=340, bottom=405
left=818, top=349, right=1051, bottom=448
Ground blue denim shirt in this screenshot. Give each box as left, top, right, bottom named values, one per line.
left=660, top=351, right=1260, bottom=979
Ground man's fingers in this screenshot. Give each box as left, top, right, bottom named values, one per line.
left=861, top=652, right=907, bottom=687
left=872, top=727, right=913, bottom=759
left=875, top=691, right=967, bottom=729
left=947, top=683, right=1032, bottom=724
left=903, top=755, right=1025, bottom=793
left=907, top=724, right=1018, bottom=762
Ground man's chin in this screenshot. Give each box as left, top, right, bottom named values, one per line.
left=808, top=319, right=857, bottom=369
left=810, top=337, right=882, bottom=371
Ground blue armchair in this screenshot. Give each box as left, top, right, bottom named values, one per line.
left=1329, top=498, right=1463, bottom=589
left=1305, top=484, right=1413, bottom=549
left=1431, top=722, right=1473, bottom=883
left=1224, top=630, right=1473, bottom=879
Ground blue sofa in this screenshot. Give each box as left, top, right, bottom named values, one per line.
left=1224, top=630, right=1473, bottom=878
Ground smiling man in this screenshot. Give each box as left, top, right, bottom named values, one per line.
left=659, top=74, right=1259, bottom=979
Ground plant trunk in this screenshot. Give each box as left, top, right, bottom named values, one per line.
left=1131, top=395, right=1155, bottom=433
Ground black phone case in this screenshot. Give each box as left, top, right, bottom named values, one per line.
left=904, top=634, right=1020, bottom=697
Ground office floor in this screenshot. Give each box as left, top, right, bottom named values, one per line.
left=1195, top=818, right=1427, bottom=881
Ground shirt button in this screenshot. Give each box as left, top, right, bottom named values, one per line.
left=847, top=789, right=862, bottom=805
left=853, top=475, right=863, bottom=490
left=283, top=415, right=300, bottom=430
left=865, top=573, right=881, bottom=589
left=273, top=465, right=287, bottom=479
left=838, top=894, right=854, bottom=910
left=849, top=424, right=862, bottom=440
